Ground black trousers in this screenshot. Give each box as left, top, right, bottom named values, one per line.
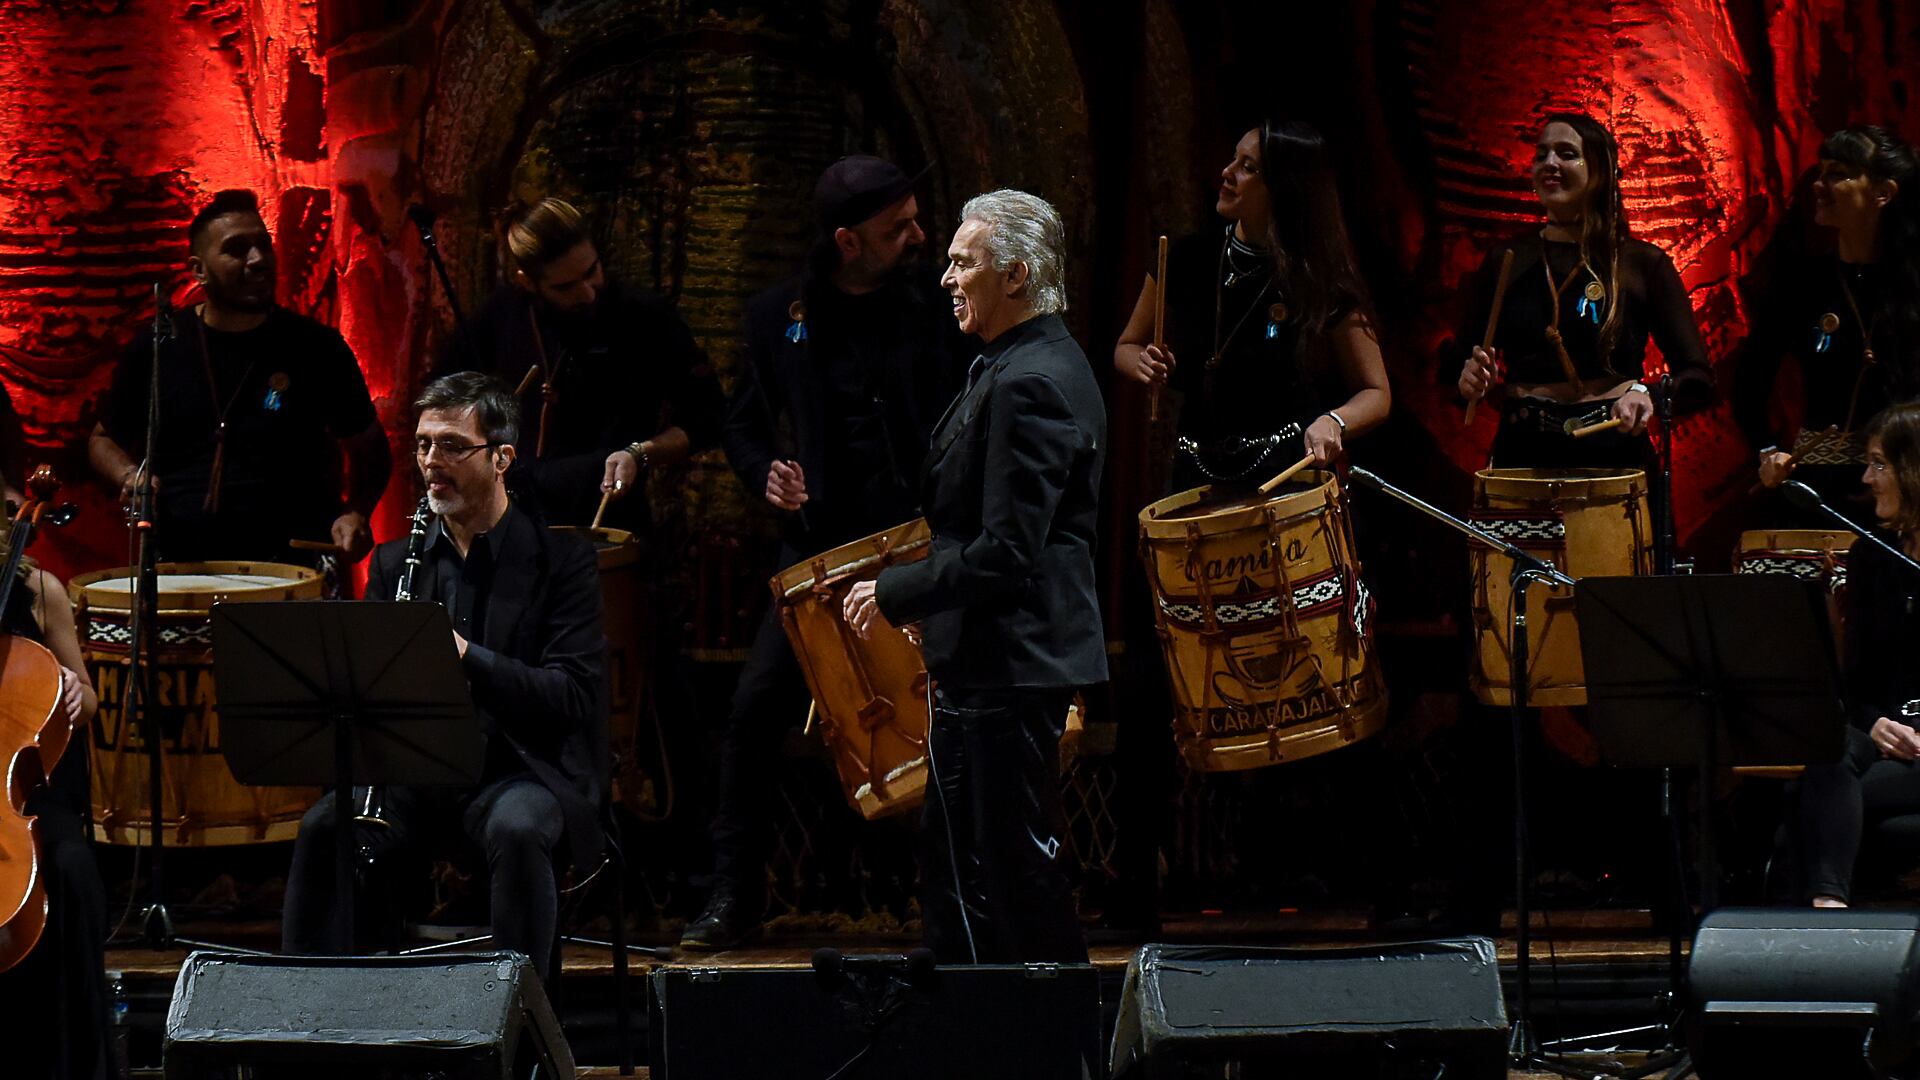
left=1795, top=726, right=1920, bottom=903
left=282, top=776, right=565, bottom=977
left=707, top=605, right=810, bottom=891
left=0, top=803, right=109, bottom=1080
left=921, top=686, right=1087, bottom=964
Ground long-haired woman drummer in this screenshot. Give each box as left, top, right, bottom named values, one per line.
left=1736, top=126, right=1920, bottom=505
left=1116, top=120, right=1390, bottom=493
left=1453, top=113, right=1714, bottom=466
left=0, top=514, right=105, bottom=1077
left=1791, top=402, right=1920, bottom=907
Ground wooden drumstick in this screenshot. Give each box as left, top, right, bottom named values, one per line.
left=1149, top=235, right=1169, bottom=422
left=590, top=484, right=616, bottom=530
left=1257, top=453, right=1317, bottom=494
left=1464, top=248, right=1516, bottom=427
left=289, top=538, right=351, bottom=557
left=513, top=364, right=543, bottom=397
left=1568, top=416, right=1626, bottom=439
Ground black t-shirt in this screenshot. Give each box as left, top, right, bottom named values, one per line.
left=106, top=307, right=378, bottom=562
left=441, top=279, right=723, bottom=530
left=1156, top=228, right=1332, bottom=486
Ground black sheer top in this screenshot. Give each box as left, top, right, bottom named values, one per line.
left=1731, top=257, right=1920, bottom=457
left=1155, top=228, right=1344, bottom=484
left=1447, top=232, right=1713, bottom=406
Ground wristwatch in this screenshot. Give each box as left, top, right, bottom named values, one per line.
left=1323, top=410, right=1347, bottom=431
left=1626, top=381, right=1650, bottom=396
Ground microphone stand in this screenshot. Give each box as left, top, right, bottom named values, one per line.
left=1347, top=467, right=1591, bottom=1079
left=129, top=286, right=173, bottom=945
left=1783, top=481, right=1920, bottom=578
left=408, top=203, right=469, bottom=331
left=127, top=288, right=258, bottom=954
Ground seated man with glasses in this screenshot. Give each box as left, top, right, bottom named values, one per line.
left=280, top=372, right=609, bottom=977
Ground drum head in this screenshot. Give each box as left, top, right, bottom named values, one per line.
left=1140, top=471, right=1340, bottom=536
left=68, top=561, right=322, bottom=610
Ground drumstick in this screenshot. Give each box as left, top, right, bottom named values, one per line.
left=1464, top=248, right=1516, bottom=427
left=1568, top=416, right=1626, bottom=439
left=590, top=484, right=615, bottom=530
left=1257, top=454, right=1317, bottom=494
left=289, top=539, right=351, bottom=557
left=513, top=364, right=543, bottom=397
left=1149, top=235, right=1169, bottom=423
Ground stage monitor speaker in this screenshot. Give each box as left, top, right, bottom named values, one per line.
left=1109, top=939, right=1509, bottom=1079
left=1690, top=908, right=1920, bottom=1080
left=162, top=950, right=574, bottom=1079
left=649, top=955, right=1102, bottom=1079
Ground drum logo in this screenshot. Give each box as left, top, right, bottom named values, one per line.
left=1181, top=538, right=1310, bottom=586
left=90, top=664, right=219, bottom=748
left=1195, top=668, right=1379, bottom=735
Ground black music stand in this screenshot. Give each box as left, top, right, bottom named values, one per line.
left=1573, top=574, right=1847, bottom=1077
left=212, top=601, right=482, bottom=953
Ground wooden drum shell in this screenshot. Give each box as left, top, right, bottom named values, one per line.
left=70, top=562, right=322, bottom=846
left=771, top=520, right=932, bottom=821
left=1468, top=468, right=1652, bottom=708
left=1139, top=472, right=1388, bottom=772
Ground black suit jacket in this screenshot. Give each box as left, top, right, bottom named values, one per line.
left=365, top=506, right=608, bottom=867
left=875, top=314, right=1108, bottom=690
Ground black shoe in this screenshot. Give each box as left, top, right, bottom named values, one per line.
left=679, top=884, right=763, bottom=951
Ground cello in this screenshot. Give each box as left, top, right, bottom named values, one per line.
left=0, top=467, right=79, bottom=972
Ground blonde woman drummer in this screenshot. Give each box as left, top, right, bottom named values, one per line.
left=1116, top=120, right=1390, bottom=495
left=1453, top=113, right=1713, bottom=467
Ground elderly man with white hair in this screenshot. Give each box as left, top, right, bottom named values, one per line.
left=844, top=189, right=1106, bottom=963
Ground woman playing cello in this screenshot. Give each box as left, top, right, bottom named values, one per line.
left=0, top=486, right=106, bottom=1079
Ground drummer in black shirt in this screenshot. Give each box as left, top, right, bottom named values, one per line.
left=1734, top=126, right=1920, bottom=509
left=680, top=155, right=966, bottom=950
left=88, top=189, right=390, bottom=566
left=1453, top=113, right=1714, bottom=468
left=1116, top=121, right=1391, bottom=493
left=439, top=197, right=723, bottom=531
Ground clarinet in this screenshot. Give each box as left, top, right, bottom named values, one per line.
left=355, top=495, right=433, bottom=846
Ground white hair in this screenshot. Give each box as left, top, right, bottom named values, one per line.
left=959, top=189, right=1068, bottom=315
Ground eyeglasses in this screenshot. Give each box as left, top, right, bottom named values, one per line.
left=414, top=438, right=501, bottom=461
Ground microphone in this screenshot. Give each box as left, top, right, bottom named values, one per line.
left=1780, top=480, right=1920, bottom=579
left=1347, top=465, right=1386, bottom=492
left=810, top=947, right=938, bottom=989
left=406, top=202, right=437, bottom=231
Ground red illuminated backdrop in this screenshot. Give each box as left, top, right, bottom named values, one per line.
left=0, top=0, right=1914, bottom=589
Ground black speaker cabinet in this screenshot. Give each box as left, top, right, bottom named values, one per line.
left=1691, top=908, right=1920, bottom=1079
left=649, top=960, right=1102, bottom=1079
left=163, top=950, right=573, bottom=1079
left=1110, top=939, right=1509, bottom=1079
